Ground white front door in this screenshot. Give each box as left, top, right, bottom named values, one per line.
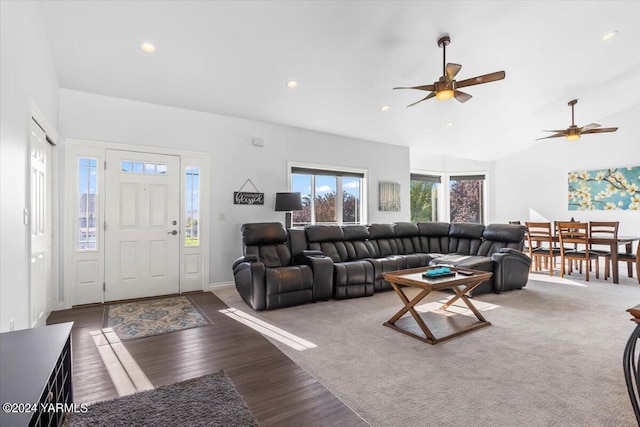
left=104, top=150, right=180, bottom=301
left=30, top=119, right=53, bottom=328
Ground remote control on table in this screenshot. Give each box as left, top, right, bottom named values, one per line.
left=457, top=270, right=474, bottom=276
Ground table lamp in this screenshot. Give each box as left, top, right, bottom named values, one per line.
left=275, top=192, right=303, bottom=229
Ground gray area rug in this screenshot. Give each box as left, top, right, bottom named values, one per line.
left=215, top=273, right=640, bottom=427
left=66, top=370, right=258, bottom=427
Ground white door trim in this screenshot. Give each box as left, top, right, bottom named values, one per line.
left=64, top=139, right=209, bottom=308
left=28, top=100, right=61, bottom=324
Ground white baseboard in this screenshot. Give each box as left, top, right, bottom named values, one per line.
left=207, top=281, right=234, bottom=292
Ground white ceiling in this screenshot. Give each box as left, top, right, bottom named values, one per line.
left=37, top=1, right=640, bottom=161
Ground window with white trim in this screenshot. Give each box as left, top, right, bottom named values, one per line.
left=410, top=173, right=441, bottom=222
left=290, top=166, right=365, bottom=226
left=449, top=174, right=486, bottom=224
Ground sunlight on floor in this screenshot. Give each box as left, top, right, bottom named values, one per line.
left=219, top=308, right=317, bottom=351
left=415, top=298, right=501, bottom=317
left=528, top=272, right=588, bottom=287
left=90, top=328, right=154, bottom=397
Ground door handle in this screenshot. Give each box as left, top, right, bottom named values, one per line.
left=167, top=230, right=178, bottom=235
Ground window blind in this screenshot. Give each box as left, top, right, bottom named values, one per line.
left=410, top=174, right=442, bottom=183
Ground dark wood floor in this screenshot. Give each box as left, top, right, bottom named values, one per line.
left=47, top=292, right=368, bottom=427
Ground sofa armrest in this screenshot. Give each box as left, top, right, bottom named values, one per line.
left=232, top=254, right=258, bottom=271
left=295, top=253, right=334, bottom=301
left=491, top=249, right=532, bottom=293
left=302, top=250, right=324, bottom=257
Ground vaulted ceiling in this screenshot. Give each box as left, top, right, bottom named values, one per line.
left=37, top=1, right=640, bottom=161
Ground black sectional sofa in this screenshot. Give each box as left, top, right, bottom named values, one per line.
left=232, top=221, right=531, bottom=311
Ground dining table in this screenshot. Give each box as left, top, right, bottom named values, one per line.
left=529, top=234, right=640, bottom=284
left=589, top=236, right=640, bottom=284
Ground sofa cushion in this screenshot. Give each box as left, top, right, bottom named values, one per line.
left=265, top=265, right=313, bottom=295
left=333, top=261, right=374, bottom=298
left=477, top=224, right=527, bottom=256
left=393, top=222, right=421, bottom=254
left=242, top=222, right=288, bottom=246
left=342, top=225, right=375, bottom=260
left=368, top=223, right=398, bottom=257
left=448, top=223, right=485, bottom=255
left=418, top=222, right=451, bottom=253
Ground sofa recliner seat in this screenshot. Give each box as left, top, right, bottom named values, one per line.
left=232, top=222, right=333, bottom=310
left=304, top=225, right=375, bottom=299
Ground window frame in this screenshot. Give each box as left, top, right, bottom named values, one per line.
left=409, top=170, right=489, bottom=225
left=409, top=172, right=442, bottom=222
left=288, top=161, right=368, bottom=226
left=445, top=172, right=489, bottom=224
left=77, top=156, right=99, bottom=252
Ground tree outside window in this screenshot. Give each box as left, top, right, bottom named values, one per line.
left=449, top=175, right=485, bottom=223
left=410, top=174, right=440, bottom=222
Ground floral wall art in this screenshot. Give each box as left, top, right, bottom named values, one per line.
left=568, top=166, right=640, bottom=210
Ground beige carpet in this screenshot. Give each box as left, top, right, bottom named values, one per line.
left=215, top=272, right=640, bottom=427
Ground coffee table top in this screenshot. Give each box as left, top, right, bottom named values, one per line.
left=382, top=266, right=493, bottom=291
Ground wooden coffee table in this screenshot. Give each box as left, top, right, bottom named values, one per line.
left=382, top=266, right=493, bottom=345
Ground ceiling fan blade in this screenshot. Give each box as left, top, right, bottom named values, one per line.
left=454, top=90, right=472, bottom=103
left=393, top=84, right=435, bottom=91
left=445, top=63, right=462, bottom=81
left=579, top=123, right=601, bottom=132
left=581, top=127, right=618, bottom=134
left=542, top=129, right=568, bottom=133
left=406, top=92, right=436, bottom=107
left=456, top=70, right=506, bottom=88
left=536, top=133, right=566, bottom=141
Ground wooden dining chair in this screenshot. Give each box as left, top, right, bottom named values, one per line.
left=525, top=222, right=561, bottom=275
left=618, top=241, right=640, bottom=284
left=589, top=221, right=619, bottom=280
left=557, top=221, right=599, bottom=281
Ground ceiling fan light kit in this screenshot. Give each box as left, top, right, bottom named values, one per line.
left=538, top=99, right=618, bottom=141
left=393, top=35, right=505, bottom=107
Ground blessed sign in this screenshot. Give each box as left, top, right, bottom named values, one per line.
left=234, top=192, right=264, bottom=205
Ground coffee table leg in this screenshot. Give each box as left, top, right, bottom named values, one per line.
left=440, top=280, right=487, bottom=322
left=385, top=282, right=437, bottom=342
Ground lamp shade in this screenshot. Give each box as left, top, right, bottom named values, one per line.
left=275, top=192, right=303, bottom=211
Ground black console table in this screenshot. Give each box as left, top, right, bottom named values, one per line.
left=0, top=322, right=73, bottom=427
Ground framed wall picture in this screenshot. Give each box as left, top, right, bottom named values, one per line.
left=568, top=166, right=640, bottom=210
left=379, top=182, right=401, bottom=211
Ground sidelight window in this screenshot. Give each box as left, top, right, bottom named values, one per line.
left=185, top=167, right=200, bottom=246
left=78, top=158, right=98, bottom=250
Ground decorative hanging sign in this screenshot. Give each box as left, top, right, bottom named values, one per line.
left=234, top=179, right=264, bottom=205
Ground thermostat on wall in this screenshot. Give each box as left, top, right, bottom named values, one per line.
left=252, top=137, right=265, bottom=147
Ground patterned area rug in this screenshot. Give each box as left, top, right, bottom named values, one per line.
left=105, top=295, right=211, bottom=341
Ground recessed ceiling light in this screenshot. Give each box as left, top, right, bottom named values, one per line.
left=380, top=105, right=390, bottom=112
left=495, top=133, right=502, bottom=138
left=286, top=81, right=298, bottom=89
left=445, top=121, right=454, bottom=127
left=141, top=42, right=155, bottom=53
left=602, top=31, right=618, bottom=41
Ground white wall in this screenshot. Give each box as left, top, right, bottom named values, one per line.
left=494, top=104, right=640, bottom=235
left=59, top=89, right=411, bottom=286
left=0, top=1, right=59, bottom=332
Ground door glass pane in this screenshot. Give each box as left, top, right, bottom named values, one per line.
left=410, top=179, right=439, bottom=222
left=315, top=176, right=336, bottom=224
left=185, top=167, right=200, bottom=246
left=78, top=157, right=98, bottom=250
left=342, top=177, right=361, bottom=225
left=291, top=174, right=312, bottom=227
left=449, top=178, right=484, bottom=223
